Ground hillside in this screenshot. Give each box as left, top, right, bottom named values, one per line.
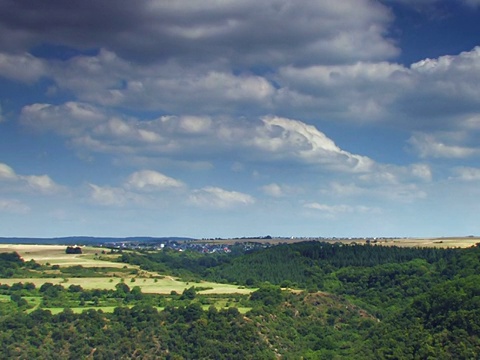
left=1, top=241, right=480, bottom=358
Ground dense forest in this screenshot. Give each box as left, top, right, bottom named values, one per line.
left=1, top=241, right=480, bottom=358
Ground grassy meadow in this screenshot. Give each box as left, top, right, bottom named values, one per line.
left=0, top=244, right=253, bottom=295
left=0, top=276, right=252, bottom=295
left=0, top=244, right=127, bottom=267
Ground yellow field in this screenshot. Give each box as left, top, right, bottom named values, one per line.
left=194, top=236, right=480, bottom=248
left=353, top=237, right=480, bottom=248
left=0, top=244, right=129, bottom=267
left=0, top=277, right=253, bottom=295
left=0, top=244, right=254, bottom=294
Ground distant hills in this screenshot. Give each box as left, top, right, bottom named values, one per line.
left=0, top=236, right=195, bottom=245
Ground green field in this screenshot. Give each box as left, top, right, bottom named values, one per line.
left=0, top=276, right=253, bottom=295
left=0, top=244, right=253, bottom=295
left=0, top=244, right=130, bottom=267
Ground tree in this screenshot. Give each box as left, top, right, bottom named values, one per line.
left=65, top=246, right=82, bottom=254
left=181, top=286, right=196, bottom=300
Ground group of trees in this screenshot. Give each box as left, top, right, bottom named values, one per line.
left=0, top=304, right=273, bottom=359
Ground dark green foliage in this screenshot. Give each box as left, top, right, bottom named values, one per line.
left=250, top=284, right=283, bottom=306
left=0, top=252, right=26, bottom=277
left=204, top=242, right=459, bottom=288
left=118, top=249, right=232, bottom=280
left=65, top=246, right=82, bottom=254
left=59, top=265, right=127, bottom=277
left=180, top=286, right=196, bottom=300
left=0, top=305, right=274, bottom=359
left=0, top=252, right=45, bottom=278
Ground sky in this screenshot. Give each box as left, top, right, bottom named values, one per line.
left=1, top=0, right=480, bottom=239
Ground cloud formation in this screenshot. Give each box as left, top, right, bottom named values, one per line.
left=0, top=0, right=397, bottom=66
left=189, top=187, right=255, bottom=209
left=1, top=0, right=480, bottom=237
left=0, top=162, right=62, bottom=194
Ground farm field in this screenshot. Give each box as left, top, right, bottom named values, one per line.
left=195, top=236, right=480, bottom=248
left=0, top=244, right=128, bottom=267
left=0, top=277, right=252, bottom=295
left=0, top=244, right=253, bottom=295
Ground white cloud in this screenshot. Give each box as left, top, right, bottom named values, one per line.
left=0, top=1, right=397, bottom=66
left=189, top=186, right=255, bottom=209
left=251, top=116, right=375, bottom=172
left=304, top=202, right=378, bottom=218
left=21, top=101, right=106, bottom=136
left=0, top=52, right=47, bottom=83
left=276, top=61, right=410, bottom=121
left=273, top=47, right=480, bottom=129
left=408, top=132, right=478, bottom=159
left=89, top=169, right=185, bottom=206
left=20, top=105, right=377, bottom=173
left=0, top=163, right=17, bottom=180
left=48, top=50, right=276, bottom=113
left=125, top=170, right=185, bottom=191
left=23, top=175, right=62, bottom=194
left=451, top=167, right=480, bottom=181
left=410, top=164, right=433, bottom=182
left=325, top=182, right=365, bottom=197
left=0, top=162, right=62, bottom=195
left=304, top=202, right=355, bottom=213
left=404, top=47, right=480, bottom=123
left=89, top=184, right=134, bottom=207
left=262, top=183, right=284, bottom=198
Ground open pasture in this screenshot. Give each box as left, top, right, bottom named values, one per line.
left=194, top=236, right=480, bottom=248
left=0, top=244, right=128, bottom=268
left=363, top=237, right=480, bottom=248
left=0, top=276, right=253, bottom=295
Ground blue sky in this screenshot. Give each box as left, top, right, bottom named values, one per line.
left=1, top=0, right=480, bottom=238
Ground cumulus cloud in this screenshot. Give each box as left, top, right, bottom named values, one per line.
left=189, top=186, right=255, bottom=209
left=325, top=182, right=365, bottom=197
left=404, top=47, right=480, bottom=123
left=304, top=202, right=355, bottom=213
left=24, top=175, right=63, bottom=194
left=125, top=170, right=185, bottom=191
left=0, top=163, right=16, bottom=180
left=408, top=132, right=479, bottom=158
left=20, top=104, right=377, bottom=173
left=7, top=31, right=480, bottom=136
left=21, top=101, right=106, bottom=135
left=88, top=184, right=138, bottom=207
left=0, top=52, right=47, bottom=83
left=0, top=0, right=397, bottom=66
left=451, top=167, right=480, bottom=181
left=252, top=116, right=375, bottom=172
left=275, top=61, right=410, bottom=121
left=304, top=202, right=378, bottom=218
left=261, top=183, right=284, bottom=197
left=39, top=50, right=275, bottom=114
left=89, top=169, right=186, bottom=206
left=0, top=162, right=62, bottom=195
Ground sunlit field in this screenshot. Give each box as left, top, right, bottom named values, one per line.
left=193, top=236, right=480, bottom=249
left=0, top=244, right=253, bottom=295
left=0, top=244, right=128, bottom=267
left=0, top=276, right=252, bottom=295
